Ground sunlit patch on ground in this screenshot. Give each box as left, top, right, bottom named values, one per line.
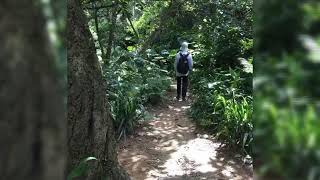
left=117, top=87, right=253, bottom=180
left=154, top=138, right=220, bottom=177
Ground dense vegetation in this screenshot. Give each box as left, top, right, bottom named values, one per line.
left=254, top=1, right=320, bottom=179
left=82, top=0, right=254, bottom=158
left=104, top=48, right=171, bottom=139
left=35, top=0, right=320, bottom=179
left=186, top=0, right=253, bottom=156
left=82, top=0, right=320, bottom=178
left=6, top=0, right=319, bottom=179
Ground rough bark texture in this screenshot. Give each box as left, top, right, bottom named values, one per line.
left=67, top=0, right=130, bottom=179
left=0, top=1, right=66, bottom=180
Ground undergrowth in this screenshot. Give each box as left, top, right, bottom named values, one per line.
left=103, top=47, right=171, bottom=140
left=190, top=66, right=253, bottom=155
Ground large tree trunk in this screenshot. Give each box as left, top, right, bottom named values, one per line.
left=67, top=0, right=130, bottom=179
left=0, top=1, right=66, bottom=180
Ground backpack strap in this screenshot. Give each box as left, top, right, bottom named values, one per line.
left=180, top=52, right=189, bottom=58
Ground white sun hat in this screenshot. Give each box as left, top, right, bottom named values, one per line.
left=180, top=41, right=189, bottom=52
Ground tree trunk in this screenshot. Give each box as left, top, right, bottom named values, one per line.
left=67, top=0, right=130, bottom=179
left=0, top=1, right=66, bottom=180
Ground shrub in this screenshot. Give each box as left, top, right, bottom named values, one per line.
left=190, top=67, right=253, bottom=155
left=103, top=47, right=171, bottom=139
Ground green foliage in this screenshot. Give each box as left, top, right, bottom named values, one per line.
left=133, top=1, right=168, bottom=36
left=255, top=0, right=304, bottom=55
left=254, top=1, right=320, bottom=178
left=302, top=2, right=320, bottom=36
left=67, top=157, right=98, bottom=180
left=190, top=67, right=253, bottom=155
left=213, top=26, right=243, bottom=67
left=85, top=0, right=254, bottom=165
left=193, top=0, right=253, bottom=68
left=79, top=0, right=320, bottom=178
left=254, top=53, right=320, bottom=179
left=255, top=98, right=320, bottom=179
left=104, top=47, right=171, bottom=139
left=189, top=0, right=254, bottom=149
left=138, top=0, right=255, bottom=156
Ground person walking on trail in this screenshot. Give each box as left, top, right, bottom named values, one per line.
left=175, top=41, right=193, bottom=101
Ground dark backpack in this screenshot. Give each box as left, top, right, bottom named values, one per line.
left=177, top=53, right=189, bottom=74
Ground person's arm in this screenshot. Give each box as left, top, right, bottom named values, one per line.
left=174, top=53, right=179, bottom=71
left=188, top=54, right=193, bottom=71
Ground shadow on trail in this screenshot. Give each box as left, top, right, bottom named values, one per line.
left=160, top=172, right=228, bottom=180
left=117, top=85, right=252, bottom=180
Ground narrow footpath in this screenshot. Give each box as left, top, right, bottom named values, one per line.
left=117, top=84, right=253, bottom=180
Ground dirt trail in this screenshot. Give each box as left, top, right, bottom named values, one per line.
left=117, top=84, right=253, bottom=180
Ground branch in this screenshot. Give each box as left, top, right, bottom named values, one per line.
left=124, top=11, right=139, bottom=39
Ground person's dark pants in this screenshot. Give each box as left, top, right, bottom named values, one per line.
left=176, top=76, right=188, bottom=99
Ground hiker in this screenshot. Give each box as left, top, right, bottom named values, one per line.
left=175, top=41, right=193, bottom=101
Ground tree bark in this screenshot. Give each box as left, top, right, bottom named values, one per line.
left=67, top=0, right=130, bottom=179
left=0, top=0, right=66, bottom=180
